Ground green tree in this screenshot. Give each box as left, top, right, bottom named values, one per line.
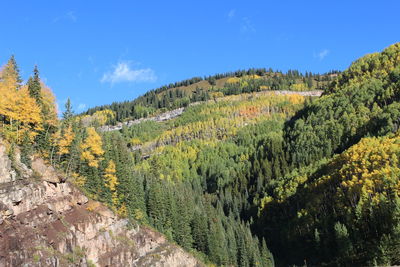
left=63, top=98, right=74, bottom=120
left=28, top=65, right=42, bottom=104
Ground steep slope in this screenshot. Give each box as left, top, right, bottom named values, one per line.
left=256, top=43, right=400, bottom=266
left=285, top=43, right=400, bottom=167
left=0, top=141, right=202, bottom=267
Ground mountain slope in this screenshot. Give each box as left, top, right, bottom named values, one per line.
left=2, top=43, right=399, bottom=267
left=0, top=141, right=202, bottom=267
left=285, top=43, right=400, bottom=167
left=83, top=68, right=336, bottom=124
left=256, top=43, right=400, bottom=266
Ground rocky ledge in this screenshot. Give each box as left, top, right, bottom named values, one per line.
left=0, top=141, right=202, bottom=267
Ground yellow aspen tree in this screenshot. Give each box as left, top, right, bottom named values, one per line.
left=0, top=58, right=21, bottom=140
left=0, top=56, right=21, bottom=91
left=0, top=58, right=43, bottom=144
left=80, top=127, right=104, bottom=167
left=93, top=109, right=115, bottom=125
left=40, top=83, right=58, bottom=128
left=57, top=126, right=75, bottom=155
left=104, top=160, right=120, bottom=209
left=117, top=204, right=128, bottom=217
left=12, top=86, right=42, bottom=143
left=104, top=160, right=118, bottom=191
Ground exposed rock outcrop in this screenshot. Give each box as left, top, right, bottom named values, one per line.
left=98, top=90, right=323, bottom=133
left=98, top=108, right=185, bottom=132
left=0, top=141, right=202, bottom=267
left=31, top=157, right=66, bottom=183
left=0, top=143, right=17, bottom=184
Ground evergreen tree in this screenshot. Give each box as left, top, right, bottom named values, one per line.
left=63, top=98, right=74, bottom=120
left=191, top=210, right=208, bottom=253
left=28, top=65, right=42, bottom=104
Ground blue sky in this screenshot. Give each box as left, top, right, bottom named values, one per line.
left=1, top=1, right=399, bottom=113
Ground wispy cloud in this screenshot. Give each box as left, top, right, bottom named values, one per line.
left=228, top=9, right=236, bottom=19
left=240, top=17, right=256, bottom=33
left=315, top=49, right=330, bottom=60
left=77, top=103, right=87, bottom=112
left=101, top=61, right=157, bottom=84
left=66, top=11, right=77, bottom=22
left=53, top=11, right=77, bottom=23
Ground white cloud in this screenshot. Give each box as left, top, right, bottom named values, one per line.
left=101, top=61, right=157, bottom=84
left=315, top=49, right=330, bottom=60
left=66, top=11, right=77, bottom=22
left=228, top=9, right=236, bottom=19
left=77, top=103, right=87, bottom=112
left=240, top=17, right=256, bottom=33
left=53, top=11, right=77, bottom=23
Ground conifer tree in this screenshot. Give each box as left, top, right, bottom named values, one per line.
left=63, top=98, right=74, bottom=120
left=28, top=66, right=42, bottom=104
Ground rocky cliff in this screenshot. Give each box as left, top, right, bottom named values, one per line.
left=0, top=141, right=203, bottom=267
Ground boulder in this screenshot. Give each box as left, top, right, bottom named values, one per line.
left=31, top=158, right=62, bottom=183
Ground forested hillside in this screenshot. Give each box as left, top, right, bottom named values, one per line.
left=257, top=43, right=400, bottom=266
left=83, top=68, right=338, bottom=124
left=1, top=43, right=400, bottom=267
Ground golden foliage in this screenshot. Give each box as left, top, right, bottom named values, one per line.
left=210, top=91, right=224, bottom=99
left=0, top=84, right=43, bottom=143
left=149, top=94, right=305, bottom=147
left=57, top=126, right=75, bottom=155
left=0, top=60, right=58, bottom=145
left=337, top=133, right=400, bottom=207
left=226, top=77, right=240, bottom=84
left=104, top=160, right=118, bottom=192
left=117, top=204, right=128, bottom=217
left=39, top=82, right=58, bottom=127
left=130, top=138, right=142, bottom=146
left=0, top=60, right=19, bottom=91
left=71, top=172, right=86, bottom=187
left=80, top=127, right=104, bottom=167
left=92, top=109, right=115, bottom=125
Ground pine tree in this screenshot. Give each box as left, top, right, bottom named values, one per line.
left=191, top=210, right=208, bottom=253
left=63, top=98, right=74, bottom=120
left=172, top=191, right=193, bottom=249
left=146, top=181, right=165, bottom=230
left=27, top=65, right=55, bottom=152
left=28, top=66, right=42, bottom=104
left=103, top=132, right=146, bottom=220
left=261, top=238, right=274, bottom=267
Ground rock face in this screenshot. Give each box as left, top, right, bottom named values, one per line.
left=0, top=143, right=16, bottom=184
left=31, top=158, right=65, bottom=183
left=0, top=141, right=202, bottom=267
left=98, top=108, right=185, bottom=132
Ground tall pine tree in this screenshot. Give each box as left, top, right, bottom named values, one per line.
left=28, top=66, right=42, bottom=104
left=63, top=98, right=74, bottom=120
